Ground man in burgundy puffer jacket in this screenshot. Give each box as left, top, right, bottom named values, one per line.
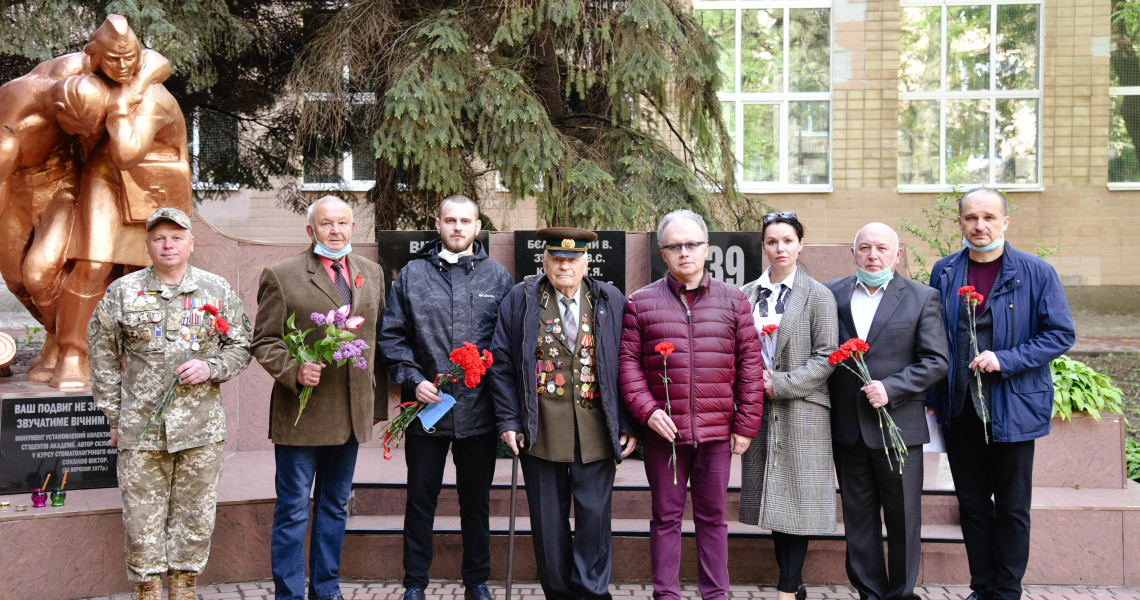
left=619, top=209, right=765, bottom=600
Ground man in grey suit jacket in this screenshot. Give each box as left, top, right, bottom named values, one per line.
left=825, top=223, right=949, bottom=600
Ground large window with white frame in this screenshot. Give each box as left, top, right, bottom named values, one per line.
left=695, top=0, right=832, bottom=192
left=300, top=98, right=376, bottom=191
left=1110, top=10, right=1140, bottom=186
left=898, top=0, right=1042, bottom=190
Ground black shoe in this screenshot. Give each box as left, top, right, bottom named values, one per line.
left=795, top=586, right=807, bottom=600
left=465, top=583, right=494, bottom=600
left=404, top=588, right=426, bottom=600
left=965, top=593, right=980, bottom=600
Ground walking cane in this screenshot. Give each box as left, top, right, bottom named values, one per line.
left=505, top=433, right=523, bottom=600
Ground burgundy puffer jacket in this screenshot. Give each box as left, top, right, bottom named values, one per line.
left=619, top=272, right=764, bottom=445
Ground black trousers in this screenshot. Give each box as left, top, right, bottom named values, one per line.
left=520, top=452, right=616, bottom=600
left=771, top=531, right=809, bottom=593
left=835, top=440, right=924, bottom=600
left=945, top=403, right=1035, bottom=600
left=402, top=432, right=498, bottom=589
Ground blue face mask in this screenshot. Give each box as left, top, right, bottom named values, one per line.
left=856, top=266, right=894, bottom=289
left=961, top=236, right=1003, bottom=253
left=314, top=241, right=352, bottom=260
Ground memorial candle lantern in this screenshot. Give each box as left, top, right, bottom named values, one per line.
left=51, top=469, right=68, bottom=506
left=31, top=488, right=48, bottom=508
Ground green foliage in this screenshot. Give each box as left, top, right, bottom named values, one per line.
left=291, top=0, right=755, bottom=231
left=20, top=325, right=41, bottom=346
left=899, top=189, right=962, bottom=284
left=1127, top=438, right=1140, bottom=482
left=1051, top=355, right=1126, bottom=422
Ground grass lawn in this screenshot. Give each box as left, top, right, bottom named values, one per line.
left=1077, top=352, right=1140, bottom=444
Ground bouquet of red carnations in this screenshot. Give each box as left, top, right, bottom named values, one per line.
left=829, top=337, right=908, bottom=473
left=380, top=342, right=493, bottom=460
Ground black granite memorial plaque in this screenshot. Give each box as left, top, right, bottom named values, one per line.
left=1, top=395, right=117, bottom=494
left=648, top=231, right=765, bottom=287
left=513, top=230, right=627, bottom=293
left=376, top=230, right=491, bottom=297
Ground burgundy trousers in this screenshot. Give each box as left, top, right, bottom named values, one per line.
left=642, top=437, right=733, bottom=600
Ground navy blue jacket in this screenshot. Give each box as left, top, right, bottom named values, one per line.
left=488, top=274, right=637, bottom=461
left=378, top=239, right=513, bottom=438
left=927, top=243, right=1075, bottom=442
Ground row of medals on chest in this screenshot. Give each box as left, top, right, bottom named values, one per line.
left=535, top=315, right=599, bottom=408
left=124, top=293, right=213, bottom=351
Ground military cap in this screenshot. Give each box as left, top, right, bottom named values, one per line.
left=146, top=207, right=192, bottom=232
left=536, top=227, right=597, bottom=257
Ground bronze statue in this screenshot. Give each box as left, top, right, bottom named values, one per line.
left=0, top=14, right=189, bottom=387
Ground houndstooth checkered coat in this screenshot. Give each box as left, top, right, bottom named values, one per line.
left=738, top=270, right=838, bottom=535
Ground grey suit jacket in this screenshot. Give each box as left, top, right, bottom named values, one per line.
left=824, top=274, right=950, bottom=448
left=738, top=269, right=838, bottom=535
left=252, top=250, right=386, bottom=446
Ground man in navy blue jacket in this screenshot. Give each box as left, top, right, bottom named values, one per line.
left=928, top=187, right=1075, bottom=600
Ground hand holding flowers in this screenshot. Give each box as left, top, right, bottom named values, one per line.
left=759, top=324, right=779, bottom=370
left=139, top=303, right=230, bottom=442
left=285, top=305, right=370, bottom=425
left=957, top=286, right=990, bottom=443
left=654, top=341, right=679, bottom=485
left=829, top=337, right=908, bottom=473
left=380, top=342, right=493, bottom=460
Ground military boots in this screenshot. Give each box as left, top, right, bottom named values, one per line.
left=167, top=570, right=198, bottom=600
left=134, top=576, right=162, bottom=600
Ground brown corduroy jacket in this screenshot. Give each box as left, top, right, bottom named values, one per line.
left=252, top=250, right=386, bottom=446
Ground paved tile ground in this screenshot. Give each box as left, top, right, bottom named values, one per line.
left=1072, top=336, right=1140, bottom=353
left=77, top=580, right=1140, bottom=600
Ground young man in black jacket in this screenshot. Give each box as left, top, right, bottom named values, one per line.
left=378, top=195, right=514, bottom=600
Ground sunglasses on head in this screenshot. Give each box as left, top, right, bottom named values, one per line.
left=763, top=211, right=798, bottom=223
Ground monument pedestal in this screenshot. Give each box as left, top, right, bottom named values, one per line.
left=0, top=375, right=116, bottom=494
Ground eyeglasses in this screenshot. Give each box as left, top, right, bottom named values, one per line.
left=661, top=241, right=707, bottom=253
left=763, top=211, right=798, bottom=223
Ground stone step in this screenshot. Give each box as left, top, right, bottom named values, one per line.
left=345, top=514, right=966, bottom=542
left=340, top=514, right=968, bottom=584
left=350, top=482, right=963, bottom=526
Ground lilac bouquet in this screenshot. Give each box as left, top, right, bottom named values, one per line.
left=285, top=305, right=369, bottom=425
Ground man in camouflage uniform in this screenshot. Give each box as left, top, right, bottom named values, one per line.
left=88, top=207, right=252, bottom=600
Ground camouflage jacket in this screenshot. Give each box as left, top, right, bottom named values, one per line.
left=88, top=265, right=252, bottom=452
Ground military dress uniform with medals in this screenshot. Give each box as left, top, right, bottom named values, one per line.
left=494, top=227, right=627, bottom=600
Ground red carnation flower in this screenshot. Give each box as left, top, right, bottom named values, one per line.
left=761, top=324, right=779, bottom=336
left=482, top=349, right=493, bottom=367
left=971, top=292, right=984, bottom=304
left=355, top=274, right=364, bottom=288
left=655, top=341, right=675, bottom=357
left=957, top=285, right=975, bottom=297
left=214, top=317, right=230, bottom=335
left=200, top=303, right=219, bottom=317
left=828, top=349, right=850, bottom=365
left=848, top=338, right=870, bottom=354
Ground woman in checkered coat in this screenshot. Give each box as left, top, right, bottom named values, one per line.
left=738, top=212, right=838, bottom=600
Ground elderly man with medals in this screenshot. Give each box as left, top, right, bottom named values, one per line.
left=489, top=227, right=638, bottom=600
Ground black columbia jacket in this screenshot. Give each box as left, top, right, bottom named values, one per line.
left=378, top=239, right=514, bottom=437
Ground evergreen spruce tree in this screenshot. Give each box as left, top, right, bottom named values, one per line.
left=289, top=0, right=755, bottom=230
